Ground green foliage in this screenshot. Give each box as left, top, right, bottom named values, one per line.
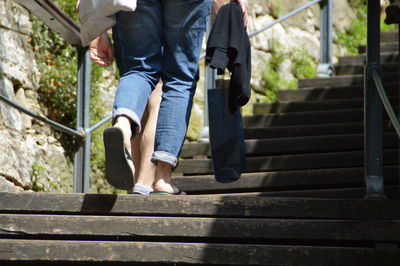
left=30, top=0, right=112, bottom=192
left=262, top=45, right=316, bottom=102
left=291, top=49, right=316, bottom=80
left=336, top=19, right=366, bottom=55
left=31, top=163, right=58, bottom=192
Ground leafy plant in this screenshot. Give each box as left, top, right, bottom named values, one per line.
left=262, top=45, right=316, bottom=102
left=31, top=163, right=58, bottom=192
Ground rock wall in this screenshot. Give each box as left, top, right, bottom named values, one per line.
left=0, top=0, right=72, bottom=192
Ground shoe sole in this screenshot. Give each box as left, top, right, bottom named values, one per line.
left=103, top=127, right=134, bottom=190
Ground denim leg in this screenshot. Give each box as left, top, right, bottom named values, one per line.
left=152, top=0, right=211, bottom=166
left=112, top=0, right=163, bottom=133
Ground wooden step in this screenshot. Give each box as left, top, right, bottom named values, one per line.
left=381, top=31, right=399, bottom=43
left=176, top=149, right=398, bottom=175
left=181, top=133, right=397, bottom=158
left=1, top=239, right=398, bottom=265
left=0, top=192, right=399, bottom=265
left=174, top=166, right=398, bottom=194
left=339, top=52, right=399, bottom=65
left=243, top=122, right=396, bottom=139
left=359, top=41, right=399, bottom=53
left=243, top=109, right=366, bottom=128
left=253, top=96, right=398, bottom=114
left=2, top=214, right=399, bottom=242
left=1, top=192, right=399, bottom=219
left=277, top=82, right=398, bottom=101
left=298, top=72, right=398, bottom=88
left=334, top=62, right=398, bottom=76
left=249, top=185, right=399, bottom=200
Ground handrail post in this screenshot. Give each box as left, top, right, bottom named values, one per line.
left=74, top=47, right=91, bottom=193
left=317, top=0, right=335, bottom=77
left=199, top=15, right=217, bottom=142
left=364, top=0, right=385, bottom=199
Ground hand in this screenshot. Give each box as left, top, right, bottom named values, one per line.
left=76, top=0, right=80, bottom=11
left=231, top=0, right=248, bottom=27
left=89, top=32, right=115, bottom=67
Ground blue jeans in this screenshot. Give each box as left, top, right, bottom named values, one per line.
left=112, top=0, right=211, bottom=167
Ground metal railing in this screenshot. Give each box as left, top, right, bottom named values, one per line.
left=364, top=0, right=400, bottom=199
left=1, top=0, right=335, bottom=193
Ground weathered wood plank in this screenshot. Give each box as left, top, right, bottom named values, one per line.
left=176, top=150, right=398, bottom=175
left=1, top=214, right=399, bottom=242
left=181, top=133, right=397, bottom=158
left=1, top=192, right=399, bottom=219
left=0, top=239, right=398, bottom=265
left=245, top=186, right=399, bottom=200
left=277, top=82, right=398, bottom=102
left=243, top=108, right=365, bottom=128
left=298, top=72, right=397, bottom=88
left=339, top=52, right=398, bottom=65
left=244, top=122, right=397, bottom=139
left=253, top=96, right=398, bottom=115
left=173, top=166, right=398, bottom=193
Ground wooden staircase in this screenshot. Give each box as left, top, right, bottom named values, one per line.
left=0, top=32, right=399, bottom=265
left=176, top=31, right=400, bottom=199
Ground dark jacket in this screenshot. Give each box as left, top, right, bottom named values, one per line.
left=206, top=2, right=251, bottom=109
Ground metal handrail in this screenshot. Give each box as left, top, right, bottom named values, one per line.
left=0, top=93, right=83, bottom=138
left=372, top=70, right=400, bottom=137
left=248, top=0, right=323, bottom=38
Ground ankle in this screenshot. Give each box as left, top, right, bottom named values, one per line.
left=114, top=116, right=132, bottom=146
left=153, top=162, right=174, bottom=193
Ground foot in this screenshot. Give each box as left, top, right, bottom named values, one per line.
left=114, top=116, right=135, bottom=177
left=153, top=161, right=178, bottom=194
left=103, top=117, right=135, bottom=190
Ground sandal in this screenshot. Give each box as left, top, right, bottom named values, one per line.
left=150, top=188, right=186, bottom=195
left=103, top=127, right=135, bottom=190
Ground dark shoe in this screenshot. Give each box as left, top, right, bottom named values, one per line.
left=103, top=127, right=134, bottom=190
left=150, top=188, right=186, bottom=195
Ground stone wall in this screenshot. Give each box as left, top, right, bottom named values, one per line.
left=0, top=0, right=72, bottom=192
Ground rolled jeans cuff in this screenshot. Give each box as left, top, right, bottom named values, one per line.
left=151, top=151, right=178, bottom=168
left=112, top=108, right=141, bottom=135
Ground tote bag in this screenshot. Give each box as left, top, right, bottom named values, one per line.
left=208, top=87, right=246, bottom=183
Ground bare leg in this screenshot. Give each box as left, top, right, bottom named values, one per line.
left=131, top=83, right=162, bottom=188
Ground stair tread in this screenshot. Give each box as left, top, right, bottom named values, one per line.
left=1, top=213, right=399, bottom=242
left=174, top=166, right=398, bottom=194
left=1, top=239, right=398, bottom=265
left=1, top=192, right=399, bottom=219
left=253, top=96, right=398, bottom=114
left=176, top=149, right=398, bottom=175
left=181, top=133, right=397, bottom=158
left=277, top=82, right=399, bottom=101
